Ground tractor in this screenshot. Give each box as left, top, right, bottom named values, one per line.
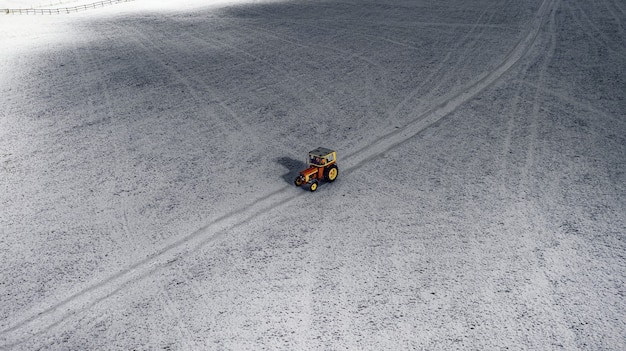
left=294, top=147, right=339, bottom=192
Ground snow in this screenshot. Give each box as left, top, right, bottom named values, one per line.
left=1, top=0, right=625, bottom=349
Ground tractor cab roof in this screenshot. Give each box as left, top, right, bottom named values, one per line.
left=308, top=147, right=335, bottom=157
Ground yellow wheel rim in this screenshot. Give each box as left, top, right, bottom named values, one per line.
left=328, top=168, right=338, bottom=180
left=310, top=183, right=317, bottom=191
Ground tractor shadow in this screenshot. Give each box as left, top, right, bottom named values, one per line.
left=277, top=156, right=307, bottom=185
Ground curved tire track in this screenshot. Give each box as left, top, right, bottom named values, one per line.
left=0, top=0, right=557, bottom=347
left=343, top=0, right=557, bottom=172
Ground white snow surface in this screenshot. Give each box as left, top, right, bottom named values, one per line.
left=1, top=0, right=625, bottom=349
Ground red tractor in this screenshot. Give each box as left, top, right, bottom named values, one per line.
left=294, top=147, right=339, bottom=192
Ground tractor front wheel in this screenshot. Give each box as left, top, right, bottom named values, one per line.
left=294, top=175, right=304, bottom=186
left=324, top=165, right=339, bottom=182
left=309, top=180, right=319, bottom=192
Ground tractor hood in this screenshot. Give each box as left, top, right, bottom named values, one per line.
left=300, top=167, right=319, bottom=177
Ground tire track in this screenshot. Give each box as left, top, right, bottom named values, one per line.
left=119, top=23, right=250, bottom=138
left=518, top=0, right=560, bottom=197
left=179, top=17, right=348, bottom=149
left=415, top=5, right=495, bottom=100
left=0, top=185, right=298, bottom=348
left=343, top=0, right=558, bottom=172
left=386, top=4, right=497, bottom=128
left=68, top=32, right=141, bottom=254
left=158, top=288, right=196, bottom=350
left=517, top=79, right=626, bottom=127
left=0, top=0, right=557, bottom=347
left=494, top=4, right=542, bottom=196
left=497, top=79, right=525, bottom=198
left=568, top=0, right=621, bottom=54
left=602, top=0, right=625, bottom=38
left=132, top=24, right=267, bottom=157
left=612, top=0, right=626, bottom=18
left=228, top=12, right=391, bottom=93
left=243, top=5, right=502, bottom=137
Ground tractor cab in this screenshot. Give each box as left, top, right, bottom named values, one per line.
left=295, top=147, right=339, bottom=192
left=308, top=147, right=336, bottom=167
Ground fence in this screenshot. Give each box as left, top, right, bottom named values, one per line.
left=4, top=0, right=134, bottom=15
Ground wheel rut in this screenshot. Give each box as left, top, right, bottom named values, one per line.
left=0, top=0, right=558, bottom=347
left=343, top=0, right=557, bottom=174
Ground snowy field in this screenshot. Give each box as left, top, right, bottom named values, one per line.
left=1, top=0, right=625, bottom=349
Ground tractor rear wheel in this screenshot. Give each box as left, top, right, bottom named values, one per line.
left=324, top=165, right=339, bottom=182
left=309, top=180, right=319, bottom=192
